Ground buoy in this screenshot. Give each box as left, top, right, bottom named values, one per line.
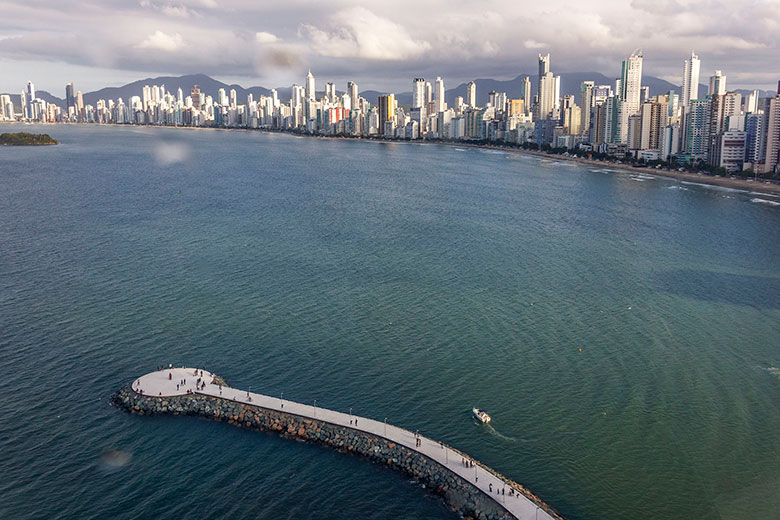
left=579, top=348, right=582, bottom=352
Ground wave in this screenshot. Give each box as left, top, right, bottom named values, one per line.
left=751, top=198, right=780, bottom=207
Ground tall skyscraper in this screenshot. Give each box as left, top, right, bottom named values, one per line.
left=191, top=85, right=201, bottom=111
left=708, top=70, right=726, bottom=96
left=434, top=77, right=446, bottom=113
left=763, top=95, right=780, bottom=173
left=744, top=90, right=759, bottom=113
left=536, top=54, right=556, bottom=120
left=325, top=82, right=336, bottom=103
left=681, top=51, right=700, bottom=111
left=306, top=70, right=315, bottom=101
left=685, top=98, right=711, bottom=160
left=520, top=77, right=532, bottom=115
left=466, top=81, right=476, bottom=107
left=538, top=53, right=550, bottom=77
left=579, top=81, right=595, bottom=135
left=25, top=81, right=35, bottom=118
left=378, top=93, right=395, bottom=136
left=412, top=78, right=426, bottom=108
left=620, top=49, right=643, bottom=115
left=348, top=81, right=359, bottom=108
left=65, top=83, right=76, bottom=110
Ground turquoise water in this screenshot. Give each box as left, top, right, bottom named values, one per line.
left=1, top=123, right=779, bottom=519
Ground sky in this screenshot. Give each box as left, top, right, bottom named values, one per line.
left=1, top=0, right=778, bottom=95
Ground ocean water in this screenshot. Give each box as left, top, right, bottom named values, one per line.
left=1, top=123, right=779, bottom=520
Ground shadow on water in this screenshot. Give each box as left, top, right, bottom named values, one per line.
left=654, top=269, right=780, bottom=309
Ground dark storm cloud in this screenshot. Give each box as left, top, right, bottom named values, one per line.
left=1, top=0, right=777, bottom=92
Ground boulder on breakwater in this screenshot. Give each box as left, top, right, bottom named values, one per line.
left=112, top=385, right=515, bottom=520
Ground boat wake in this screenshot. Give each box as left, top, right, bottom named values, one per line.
left=483, top=423, right=518, bottom=442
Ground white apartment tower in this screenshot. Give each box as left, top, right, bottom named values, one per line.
left=466, top=81, right=476, bottom=108
left=537, top=54, right=556, bottom=120
left=348, top=81, right=359, bottom=109
left=681, top=51, right=700, bottom=111
left=620, top=49, right=643, bottom=115
left=412, top=78, right=426, bottom=108
left=708, top=70, right=727, bottom=96
left=434, top=77, right=446, bottom=113
left=521, top=76, right=532, bottom=116
left=306, top=70, right=315, bottom=101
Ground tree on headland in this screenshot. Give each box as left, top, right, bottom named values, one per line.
left=0, top=132, right=59, bottom=146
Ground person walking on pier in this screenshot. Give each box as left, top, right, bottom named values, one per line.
left=489, top=483, right=492, bottom=492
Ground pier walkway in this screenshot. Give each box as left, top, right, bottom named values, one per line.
left=133, top=367, right=556, bottom=520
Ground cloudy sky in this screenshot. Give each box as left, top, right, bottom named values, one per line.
left=1, top=0, right=778, bottom=95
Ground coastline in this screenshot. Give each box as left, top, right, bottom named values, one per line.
left=5, top=120, right=779, bottom=197
left=313, top=135, right=780, bottom=197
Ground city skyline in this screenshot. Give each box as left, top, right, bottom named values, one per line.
left=1, top=0, right=779, bottom=94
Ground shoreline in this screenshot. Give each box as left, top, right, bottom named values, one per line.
left=313, top=135, right=780, bottom=197
left=5, top=120, right=780, bottom=197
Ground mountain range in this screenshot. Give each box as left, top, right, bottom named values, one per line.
left=3, top=73, right=774, bottom=111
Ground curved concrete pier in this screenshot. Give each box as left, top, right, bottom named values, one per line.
left=123, top=367, right=562, bottom=520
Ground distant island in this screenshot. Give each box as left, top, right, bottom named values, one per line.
left=0, top=132, right=59, bottom=146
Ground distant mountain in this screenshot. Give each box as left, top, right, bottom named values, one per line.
left=3, top=74, right=775, bottom=112
left=4, top=90, right=64, bottom=111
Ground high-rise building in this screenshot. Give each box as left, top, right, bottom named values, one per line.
left=520, top=77, right=532, bottom=116
left=65, top=83, right=76, bottom=110
left=537, top=54, right=556, bottom=120
left=538, top=53, right=550, bottom=77
left=326, top=82, right=336, bottom=103
left=763, top=95, right=780, bottom=173
left=743, top=90, right=759, bottom=114
left=620, top=49, right=643, bottom=115
left=744, top=112, right=767, bottom=166
left=25, top=81, right=35, bottom=118
left=579, top=81, right=595, bottom=135
left=466, top=81, right=476, bottom=108
left=434, top=77, right=446, bottom=113
left=348, top=81, right=359, bottom=109
left=378, top=94, right=395, bottom=136
left=191, top=85, right=201, bottom=110
left=412, top=78, right=426, bottom=108
left=229, top=89, right=237, bottom=108
left=708, top=70, right=727, bottom=96
left=685, top=98, right=711, bottom=160
left=306, top=70, right=315, bottom=100
left=681, top=51, right=700, bottom=111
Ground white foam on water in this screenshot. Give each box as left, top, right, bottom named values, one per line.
left=750, top=191, right=780, bottom=198
left=665, top=185, right=689, bottom=191
left=751, top=198, right=780, bottom=207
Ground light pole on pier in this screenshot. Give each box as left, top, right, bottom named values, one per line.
left=384, top=417, right=387, bottom=436
left=314, top=399, right=317, bottom=418
left=280, top=392, right=283, bottom=407
left=349, top=407, right=352, bottom=424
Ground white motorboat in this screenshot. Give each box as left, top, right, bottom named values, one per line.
left=472, top=408, right=491, bottom=423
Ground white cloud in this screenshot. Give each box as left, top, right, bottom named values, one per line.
left=137, top=30, right=184, bottom=51
left=301, top=7, right=430, bottom=60
left=255, top=31, right=279, bottom=44
left=524, top=39, right=547, bottom=49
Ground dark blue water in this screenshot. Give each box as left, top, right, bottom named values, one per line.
left=1, top=124, right=779, bottom=519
